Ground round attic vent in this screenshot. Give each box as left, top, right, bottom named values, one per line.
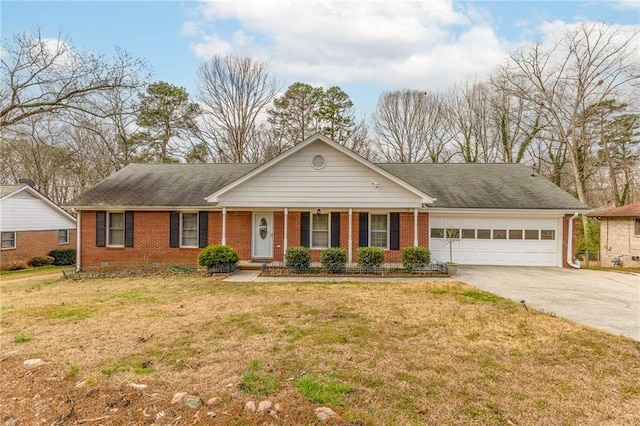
left=312, top=154, right=326, bottom=169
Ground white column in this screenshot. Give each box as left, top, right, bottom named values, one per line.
left=75, top=210, right=81, bottom=271
left=283, top=208, right=288, bottom=259
left=348, top=208, right=353, bottom=264
left=414, top=208, right=419, bottom=247
left=221, top=207, right=227, bottom=246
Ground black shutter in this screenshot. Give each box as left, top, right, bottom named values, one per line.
left=170, top=211, right=180, bottom=248
left=331, top=212, right=341, bottom=247
left=124, top=211, right=134, bottom=247
left=359, top=212, right=369, bottom=247
left=96, top=211, right=106, bottom=247
left=300, top=212, right=310, bottom=248
left=198, top=211, right=208, bottom=248
left=390, top=212, right=400, bottom=250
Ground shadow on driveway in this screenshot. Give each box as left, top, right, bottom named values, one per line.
left=457, top=266, right=640, bottom=341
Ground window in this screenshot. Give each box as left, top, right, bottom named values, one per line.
left=370, top=214, right=388, bottom=248
left=430, top=228, right=444, bottom=238
left=1, top=231, right=16, bottom=249
left=509, top=229, right=523, bottom=239
left=635, top=218, right=640, bottom=236
left=108, top=212, right=124, bottom=246
left=58, top=229, right=69, bottom=244
left=311, top=213, right=329, bottom=248
left=525, top=230, right=539, bottom=240
left=181, top=213, right=198, bottom=247
left=461, top=229, right=475, bottom=239
left=445, top=228, right=460, bottom=239
left=477, top=229, right=491, bottom=239
left=541, top=230, right=555, bottom=240
left=493, top=229, right=507, bottom=239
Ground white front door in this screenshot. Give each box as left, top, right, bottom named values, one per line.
left=253, top=213, right=273, bottom=258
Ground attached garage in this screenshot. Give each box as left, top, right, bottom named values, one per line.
left=428, top=214, right=562, bottom=266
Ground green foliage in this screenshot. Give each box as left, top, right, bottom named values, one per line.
left=100, top=362, right=123, bottom=377
left=357, top=247, right=385, bottom=270
left=402, top=247, right=431, bottom=271
left=241, top=360, right=280, bottom=397
left=49, top=248, right=76, bottom=266
left=285, top=246, right=311, bottom=272
left=28, top=256, right=55, bottom=267
left=14, top=332, right=31, bottom=343
left=321, top=247, right=346, bottom=272
left=132, top=361, right=156, bottom=374
left=197, top=245, right=239, bottom=272
left=294, top=374, right=353, bottom=405
left=576, top=217, right=600, bottom=254
left=66, top=363, right=80, bottom=378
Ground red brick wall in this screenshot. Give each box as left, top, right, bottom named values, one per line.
left=1, top=229, right=76, bottom=269
left=78, top=209, right=431, bottom=269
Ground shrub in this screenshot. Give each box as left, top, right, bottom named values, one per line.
left=285, top=246, right=310, bottom=272
left=4, top=260, right=28, bottom=271
left=197, top=245, right=239, bottom=272
left=402, top=247, right=431, bottom=272
left=321, top=247, right=346, bottom=273
left=49, top=248, right=76, bottom=266
left=28, top=256, right=55, bottom=267
left=357, top=247, right=384, bottom=271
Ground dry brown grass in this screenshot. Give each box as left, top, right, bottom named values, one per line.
left=1, top=271, right=639, bottom=425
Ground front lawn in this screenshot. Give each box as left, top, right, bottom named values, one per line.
left=1, top=273, right=638, bottom=425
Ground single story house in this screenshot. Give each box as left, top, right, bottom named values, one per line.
left=67, top=134, right=589, bottom=270
left=587, top=203, right=640, bottom=267
left=1, top=184, right=76, bottom=269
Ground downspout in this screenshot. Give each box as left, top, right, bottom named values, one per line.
left=74, top=209, right=81, bottom=272
left=567, top=212, right=580, bottom=269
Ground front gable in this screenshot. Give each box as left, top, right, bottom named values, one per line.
left=207, top=135, right=434, bottom=208
left=0, top=185, right=76, bottom=232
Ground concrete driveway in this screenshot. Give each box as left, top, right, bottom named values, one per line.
left=457, top=266, right=640, bottom=341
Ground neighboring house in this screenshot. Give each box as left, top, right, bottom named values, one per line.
left=67, top=134, right=589, bottom=270
left=0, top=184, right=77, bottom=269
left=587, top=203, right=640, bottom=267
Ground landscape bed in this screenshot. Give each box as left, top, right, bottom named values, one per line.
left=1, top=271, right=638, bottom=425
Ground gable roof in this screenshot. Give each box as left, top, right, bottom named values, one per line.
left=379, top=163, right=589, bottom=211
left=206, top=134, right=435, bottom=204
left=587, top=202, right=640, bottom=217
left=1, top=184, right=77, bottom=223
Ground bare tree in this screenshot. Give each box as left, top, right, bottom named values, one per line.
left=372, top=90, right=448, bottom=163
left=503, top=22, right=640, bottom=206
left=0, top=29, right=147, bottom=130
left=197, top=55, right=279, bottom=163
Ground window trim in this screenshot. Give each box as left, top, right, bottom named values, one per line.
left=635, top=218, right=640, bottom=236
left=107, top=212, right=125, bottom=247
left=180, top=212, right=199, bottom=248
left=58, top=229, right=69, bottom=245
left=1, top=231, right=16, bottom=250
left=369, top=213, right=389, bottom=249
left=311, top=213, right=330, bottom=249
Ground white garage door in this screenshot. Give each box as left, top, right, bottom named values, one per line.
left=429, top=216, right=561, bottom=266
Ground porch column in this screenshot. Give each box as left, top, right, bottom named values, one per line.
left=221, top=207, right=227, bottom=246
left=414, top=208, right=419, bottom=247
left=348, top=208, right=353, bottom=263
left=283, top=208, right=288, bottom=259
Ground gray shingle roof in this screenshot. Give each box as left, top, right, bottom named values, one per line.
left=67, top=163, right=259, bottom=207
left=378, top=163, right=589, bottom=210
left=67, top=162, right=589, bottom=211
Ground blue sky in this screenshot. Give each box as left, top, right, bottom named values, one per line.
left=2, top=1, right=639, bottom=118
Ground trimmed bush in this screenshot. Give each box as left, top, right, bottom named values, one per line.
left=49, top=248, right=76, bottom=266
left=321, top=247, right=346, bottom=273
left=285, top=246, right=310, bottom=272
left=198, top=245, right=239, bottom=273
left=28, top=255, right=55, bottom=267
left=357, top=247, right=384, bottom=271
left=402, top=247, right=431, bottom=272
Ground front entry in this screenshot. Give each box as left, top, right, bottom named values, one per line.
left=253, top=213, right=273, bottom=258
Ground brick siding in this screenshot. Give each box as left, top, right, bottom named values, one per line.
left=1, top=229, right=76, bottom=269
left=598, top=217, right=640, bottom=267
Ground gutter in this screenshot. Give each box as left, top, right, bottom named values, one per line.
left=567, top=212, right=581, bottom=269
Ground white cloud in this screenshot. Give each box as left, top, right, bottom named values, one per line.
left=612, top=0, right=640, bottom=10
left=184, top=0, right=507, bottom=92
